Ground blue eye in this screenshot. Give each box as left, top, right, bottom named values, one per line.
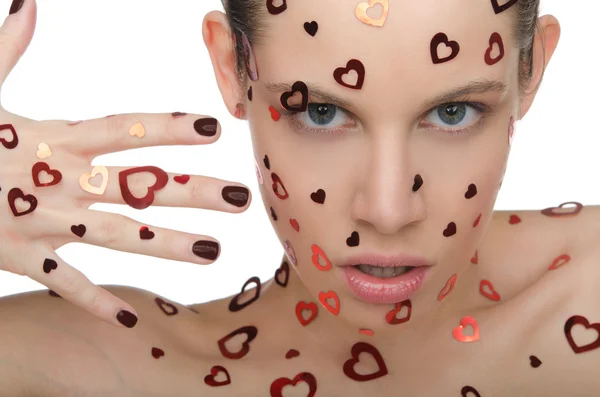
left=423, top=103, right=489, bottom=135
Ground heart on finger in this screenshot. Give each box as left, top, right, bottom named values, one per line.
left=32, top=162, right=63, bottom=188
left=128, top=122, right=146, bottom=138
left=173, top=175, right=190, bottom=185
left=354, top=0, right=389, bottom=27
left=217, top=325, right=258, bottom=360
left=36, top=143, right=52, bottom=159
left=139, top=226, right=155, bottom=240
left=119, top=166, right=169, bottom=210
left=71, top=224, right=86, bottom=238
left=0, top=124, right=19, bottom=149
left=541, top=202, right=583, bottom=218
left=228, top=276, right=262, bottom=312
left=8, top=188, right=38, bottom=217
left=79, top=166, right=109, bottom=195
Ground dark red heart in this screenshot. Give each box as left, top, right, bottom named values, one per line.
left=0, top=124, right=18, bottom=149
left=151, top=347, right=164, bottom=359
left=464, top=183, right=477, bottom=199
left=228, top=276, right=261, bottom=312
left=473, top=213, right=482, bottom=228
left=430, top=32, right=460, bottom=64
left=8, top=188, right=38, bottom=217
left=173, top=174, right=190, bottom=184
left=491, top=0, right=518, bottom=14
left=43, top=258, right=58, bottom=274
left=32, top=162, right=63, bottom=187
left=270, top=206, right=278, bottom=221
left=139, top=226, right=155, bottom=240
left=564, top=315, right=600, bottom=354
left=443, top=222, right=457, bottom=237
left=266, top=0, right=287, bottom=15
left=333, top=59, right=365, bottom=90
left=412, top=174, right=424, bottom=192
left=346, top=231, right=360, bottom=247
left=155, top=297, right=179, bottom=316
left=118, top=166, right=169, bottom=210
left=385, top=299, right=412, bottom=325
left=509, top=214, right=521, bottom=224
left=271, top=173, right=289, bottom=200
left=343, top=342, right=388, bottom=381
left=461, top=386, right=482, bottom=397
left=270, top=372, right=317, bottom=397
left=310, top=189, right=326, bottom=204
left=280, top=81, right=309, bottom=112
left=529, top=355, right=542, bottom=368
left=204, top=365, right=231, bottom=387
left=484, top=32, right=505, bottom=65
left=274, top=260, right=289, bottom=287
left=295, top=301, right=318, bottom=326
left=217, top=325, right=258, bottom=359
left=263, top=155, right=271, bottom=170
left=247, top=86, right=253, bottom=101
left=285, top=349, right=300, bottom=359
left=304, top=21, right=318, bottom=36
left=71, top=224, right=86, bottom=238
left=541, top=202, right=583, bottom=218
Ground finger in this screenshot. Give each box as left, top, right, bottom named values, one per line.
left=68, top=165, right=252, bottom=212
left=49, top=208, right=222, bottom=264
left=52, top=113, right=221, bottom=159
left=0, top=0, right=36, bottom=93
left=24, top=249, right=140, bottom=329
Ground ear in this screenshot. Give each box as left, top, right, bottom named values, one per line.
left=519, top=14, right=561, bottom=119
left=202, top=11, right=244, bottom=119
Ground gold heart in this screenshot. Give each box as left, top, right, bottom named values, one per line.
left=79, top=166, right=109, bottom=195
left=36, top=143, right=52, bottom=159
left=355, top=0, right=389, bottom=27
left=128, top=122, right=146, bottom=138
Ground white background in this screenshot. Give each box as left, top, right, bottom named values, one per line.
left=0, top=0, right=597, bottom=303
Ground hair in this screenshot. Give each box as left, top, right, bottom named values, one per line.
left=222, top=0, right=546, bottom=101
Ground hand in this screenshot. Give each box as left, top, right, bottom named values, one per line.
left=0, top=0, right=251, bottom=328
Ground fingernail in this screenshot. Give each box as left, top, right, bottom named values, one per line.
left=222, top=186, right=249, bottom=207
left=172, top=112, right=187, bottom=117
left=194, top=117, right=218, bottom=136
left=9, top=0, right=24, bottom=15
left=192, top=240, right=220, bottom=260
left=116, top=310, right=138, bottom=328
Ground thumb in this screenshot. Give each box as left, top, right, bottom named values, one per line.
left=0, top=0, right=37, bottom=90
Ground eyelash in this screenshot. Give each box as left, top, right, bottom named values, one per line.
left=279, top=101, right=492, bottom=137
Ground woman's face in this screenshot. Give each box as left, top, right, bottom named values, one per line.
left=242, top=0, right=525, bottom=328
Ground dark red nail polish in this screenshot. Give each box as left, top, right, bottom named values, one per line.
left=222, top=186, right=249, bottom=207
left=172, top=112, right=187, bottom=117
left=116, top=310, right=138, bottom=328
left=194, top=118, right=218, bottom=136
left=193, top=240, right=220, bottom=260
left=9, top=0, right=24, bottom=15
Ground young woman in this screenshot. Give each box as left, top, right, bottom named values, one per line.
left=1, top=0, right=598, bottom=395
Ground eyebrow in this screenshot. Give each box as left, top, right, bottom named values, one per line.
left=264, top=79, right=508, bottom=110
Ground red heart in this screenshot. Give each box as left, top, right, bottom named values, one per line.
left=333, top=59, right=365, bottom=90
left=311, top=244, right=332, bottom=271
left=269, top=106, right=281, bottom=122
left=173, top=174, right=190, bottom=184
left=295, top=301, right=318, bottom=326
left=204, top=365, right=231, bottom=387
left=217, top=325, right=258, bottom=359
left=31, top=162, right=62, bottom=187
left=385, top=299, right=412, bottom=325
left=285, top=349, right=300, bottom=359
left=271, top=172, right=289, bottom=200
left=0, top=124, right=18, bottom=149
left=541, top=202, right=583, bottom=218
left=430, top=32, right=460, bottom=64
left=270, top=372, right=317, bottom=397
left=155, top=297, right=179, bottom=316
left=139, top=226, right=155, bottom=240
left=118, top=166, right=169, bottom=210
left=319, top=290, right=340, bottom=316
left=359, top=329, right=375, bottom=336
left=470, top=250, right=479, bottom=265
left=342, top=342, right=388, bottom=382
left=274, top=260, right=289, bottom=287
left=228, top=276, right=261, bottom=312
left=473, top=213, right=482, bottom=228
left=452, top=316, right=480, bottom=343
left=508, top=214, right=521, bottom=224
left=151, top=347, right=164, bottom=359
left=289, top=218, right=300, bottom=232
left=548, top=254, right=571, bottom=271
left=484, top=32, right=505, bottom=65
left=479, top=279, right=501, bottom=301
left=437, top=274, right=457, bottom=301
left=7, top=188, right=38, bottom=217
left=564, top=315, right=600, bottom=354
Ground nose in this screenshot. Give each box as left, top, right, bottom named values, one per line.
left=351, top=133, right=427, bottom=235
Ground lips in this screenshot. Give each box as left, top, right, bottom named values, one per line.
left=339, top=252, right=432, bottom=268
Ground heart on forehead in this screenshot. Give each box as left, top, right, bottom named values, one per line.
left=8, top=188, right=38, bottom=217
left=296, top=301, right=318, bottom=326
left=0, top=124, right=18, bottom=149
left=217, top=325, right=258, bottom=359
left=270, top=372, right=317, bottom=397
left=430, top=32, right=460, bottom=65
left=266, top=0, right=287, bottom=15
left=32, top=162, right=63, bottom=188
left=228, top=276, right=262, bottom=312
left=564, top=315, right=600, bottom=354
left=461, top=386, right=482, bottom=397
left=333, top=59, right=366, bottom=90
left=541, top=202, right=583, bottom=218
left=204, top=365, right=231, bottom=387
left=385, top=299, right=412, bottom=325
left=119, top=166, right=169, bottom=210
left=280, top=81, right=309, bottom=112
left=342, top=342, right=388, bottom=381
left=354, top=0, right=389, bottom=27
left=491, top=0, right=518, bottom=14
left=484, top=32, right=505, bottom=66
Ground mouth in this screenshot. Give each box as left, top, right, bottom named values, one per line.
left=352, top=264, right=414, bottom=278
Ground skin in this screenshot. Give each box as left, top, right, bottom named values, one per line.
left=3, top=0, right=600, bottom=396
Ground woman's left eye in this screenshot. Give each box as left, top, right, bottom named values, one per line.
left=288, top=103, right=352, bottom=135
left=422, top=102, right=490, bottom=135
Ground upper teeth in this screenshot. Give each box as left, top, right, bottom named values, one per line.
left=356, top=264, right=411, bottom=278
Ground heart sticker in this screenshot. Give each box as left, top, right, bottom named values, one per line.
left=346, top=231, right=360, bottom=247
left=529, top=355, right=542, bottom=368
left=548, top=254, right=571, bottom=271
left=270, top=206, right=278, bottom=221
left=508, top=214, right=521, bottom=224
left=271, top=172, right=289, bottom=200
left=431, top=32, right=460, bottom=64
left=128, top=122, right=146, bottom=138
left=0, top=124, right=18, bottom=149
left=342, top=342, right=389, bottom=382
left=270, top=372, right=317, bottom=397
left=491, top=0, right=518, bottom=14
left=8, top=188, right=38, bottom=217
left=266, top=0, right=287, bottom=15
left=461, top=386, right=482, bottom=397
left=304, top=21, right=318, bottom=36
left=269, top=106, right=281, bottom=122
left=217, top=325, right=258, bottom=359
left=173, top=174, right=190, bottom=185
left=464, top=183, right=477, bottom=199
left=311, top=244, right=332, bottom=271
left=285, top=349, right=300, bottom=359
left=204, top=365, right=231, bottom=387
left=139, top=226, right=155, bottom=240
left=471, top=250, right=479, bottom=264
left=280, top=81, right=309, bottom=112
left=484, top=32, right=505, bottom=65
left=274, top=260, right=289, bottom=287
left=79, top=166, right=109, bottom=195
left=228, top=276, right=262, bottom=312
left=385, top=299, right=412, bottom=325
left=540, top=202, right=583, bottom=218
left=359, top=329, right=375, bottom=336
left=452, top=316, right=480, bottom=343
left=71, top=224, right=86, bottom=238
left=283, top=239, right=297, bottom=266
left=318, top=290, right=340, bottom=316
left=333, top=59, right=366, bottom=90
left=438, top=274, right=457, bottom=301
left=155, top=297, right=179, bottom=316
left=32, top=162, right=63, bottom=188
left=354, top=0, right=389, bottom=27
left=43, top=258, right=58, bottom=274
left=443, top=222, right=457, bottom=237
left=151, top=347, right=165, bottom=359
left=36, top=143, right=52, bottom=159
left=564, top=315, right=600, bottom=354
left=289, top=218, right=300, bottom=232
left=479, top=279, right=501, bottom=301
left=473, top=213, right=482, bottom=228
left=119, top=166, right=169, bottom=210
left=310, top=189, right=326, bottom=204
left=296, top=301, right=318, bottom=326
left=413, top=174, right=424, bottom=192
left=263, top=155, right=271, bottom=170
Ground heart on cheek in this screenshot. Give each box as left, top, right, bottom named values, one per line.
left=311, top=244, right=332, bottom=271
left=269, top=106, right=281, bottom=122
left=541, top=202, right=583, bottom=218
left=430, top=32, right=460, bottom=64
left=346, top=232, right=360, bottom=247
left=484, top=32, right=505, bottom=65
left=310, top=189, right=326, bottom=204
left=461, top=386, right=482, bottom=397
left=280, top=81, right=309, bottom=112
left=0, top=124, right=19, bottom=149
left=452, top=316, right=480, bottom=343
left=217, top=325, right=258, bottom=359
left=443, top=222, right=457, bottom=237
left=564, top=315, right=600, bottom=354
left=437, top=274, right=457, bottom=301
left=470, top=250, right=479, bottom=264
left=119, top=166, right=169, bottom=210
left=318, top=290, right=340, bottom=316
left=385, top=299, right=412, bottom=325
left=8, top=188, right=38, bottom=217
left=473, top=213, right=482, bottom=228
left=204, top=365, right=231, bottom=387
left=228, top=276, right=262, bottom=312
left=333, top=59, right=366, bottom=90
left=271, top=173, right=289, bottom=200
left=289, top=218, right=300, bottom=232
left=155, top=297, right=179, bottom=316
left=342, top=342, right=388, bottom=382
left=295, top=301, right=318, bottom=326
left=270, top=372, right=317, bottom=397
